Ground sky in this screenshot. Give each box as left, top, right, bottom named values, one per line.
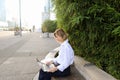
left=5, top=0, right=45, bottom=29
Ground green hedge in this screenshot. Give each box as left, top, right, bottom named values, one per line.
left=42, top=19, right=57, bottom=33
left=52, top=0, right=120, bottom=79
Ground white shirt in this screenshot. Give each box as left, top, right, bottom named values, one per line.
left=53, top=39, right=74, bottom=72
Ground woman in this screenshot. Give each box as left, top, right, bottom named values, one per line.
left=39, top=28, right=74, bottom=80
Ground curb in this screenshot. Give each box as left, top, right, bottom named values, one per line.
left=33, top=72, right=39, bottom=80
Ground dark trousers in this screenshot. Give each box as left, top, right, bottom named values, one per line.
left=38, top=66, right=70, bottom=80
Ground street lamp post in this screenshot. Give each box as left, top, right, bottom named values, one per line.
left=19, top=0, right=22, bottom=36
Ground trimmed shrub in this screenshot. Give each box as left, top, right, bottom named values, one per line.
left=42, top=19, right=57, bottom=33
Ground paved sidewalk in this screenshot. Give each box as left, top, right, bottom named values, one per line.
left=0, top=32, right=59, bottom=80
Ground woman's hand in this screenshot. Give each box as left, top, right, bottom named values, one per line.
left=45, top=60, right=53, bottom=65
left=48, top=67, right=58, bottom=73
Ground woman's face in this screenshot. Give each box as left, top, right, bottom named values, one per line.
left=54, top=34, right=64, bottom=44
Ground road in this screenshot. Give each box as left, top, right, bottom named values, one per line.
left=0, top=32, right=59, bottom=80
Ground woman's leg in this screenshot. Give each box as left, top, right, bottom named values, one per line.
left=38, top=66, right=71, bottom=80
left=38, top=69, right=52, bottom=80
left=51, top=66, right=70, bottom=77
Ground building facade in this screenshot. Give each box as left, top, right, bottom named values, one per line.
left=0, top=0, right=6, bottom=21
left=0, top=0, right=8, bottom=30
left=41, top=0, right=50, bottom=23
left=42, top=0, right=56, bottom=23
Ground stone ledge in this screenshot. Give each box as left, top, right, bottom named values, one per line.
left=33, top=47, right=117, bottom=80
left=74, top=56, right=117, bottom=80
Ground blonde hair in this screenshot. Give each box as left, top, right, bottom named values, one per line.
left=54, top=28, right=68, bottom=41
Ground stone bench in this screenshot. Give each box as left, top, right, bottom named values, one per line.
left=33, top=47, right=117, bottom=80
left=52, top=65, right=85, bottom=80
left=74, top=56, right=117, bottom=80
